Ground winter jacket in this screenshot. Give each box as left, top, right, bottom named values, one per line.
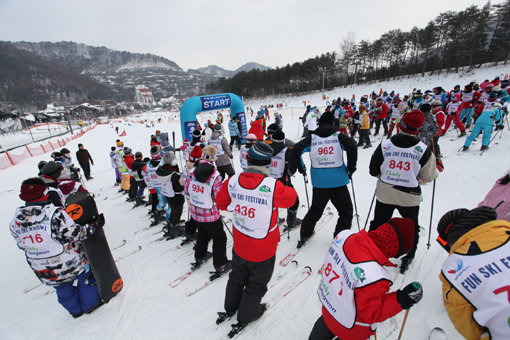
left=369, top=133, right=438, bottom=207
left=9, top=202, right=91, bottom=286
left=271, top=141, right=300, bottom=184
left=291, top=123, right=357, bottom=189
left=228, top=120, right=240, bottom=137
left=439, top=220, right=510, bottom=340
left=375, top=103, right=389, bottom=119
left=209, top=131, right=233, bottom=167
left=249, top=119, right=265, bottom=140
left=432, top=108, right=446, bottom=136
left=131, top=158, right=146, bottom=181
left=321, top=230, right=403, bottom=340
left=124, top=154, right=135, bottom=177
left=156, top=164, right=184, bottom=196
left=75, top=149, right=93, bottom=166
left=58, top=179, right=88, bottom=202
left=116, top=148, right=127, bottom=173
left=475, top=108, right=503, bottom=126
left=216, top=166, right=297, bottom=262
left=478, top=174, right=510, bottom=222
left=360, top=110, right=370, bottom=130
left=109, top=151, right=117, bottom=169
left=418, top=113, right=439, bottom=150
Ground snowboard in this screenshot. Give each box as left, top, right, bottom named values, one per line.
left=65, top=191, right=123, bottom=303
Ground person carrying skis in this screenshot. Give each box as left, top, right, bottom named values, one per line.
left=309, top=218, right=423, bottom=340
left=290, top=111, right=358, bottom=248
left=369, top=110, right=438, bottom=273
left=462, top=103, right=505, bottom=152
left=184, top=146, right=229, bottom=273
left=216, top=141, right=297, bottom=329
left=157, top=151, right=185, bottom=239
left=437, top=206, right=510, bottom=340
left=9, top=177, right=103, bottom=318
left=269, top=130, right=302, bottom=230
left=208, top=123, right=235, bottom=180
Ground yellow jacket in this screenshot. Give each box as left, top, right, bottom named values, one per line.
left=360, top=110, right=370, bottom=130
left=439, top=220, right=510, bottom=340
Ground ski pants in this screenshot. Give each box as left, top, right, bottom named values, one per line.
left=444, top=114, right=465, bottom=133
left=464, top=122, right=493, bottom=148
left=369, top=200, right=420, bottom=260
left=54, top=270, right=100, bottom=315
left=129, top=177, right=138, bottom=199
left=80, top=163, right=91, bottom=180
left=136, top=180, right=145, bottom=197
left=217, top=164, right=235, bottom=180
left=193, top=218, right=227, bottom=268
left=114, top=168, right=122, bottom=183
left=301, top=185, right=353, bottom=240
left=165, top=194, right=184, bottom=226
left=225, top=251, right=275, bottom=324
left=154, top=188, right=167, bottom=212
left=350, top=125, right=359, bottom=138
left=374, top=118, right=388, bottom=135
left=357, top=129, right=371, bottom=146
left=229, top=135, right=241, bottom=150
left=120, top=174, right=130, bottom=191
left=308, top=316, right=336, bottom=340
left=460, top=107, right=474, bottom=126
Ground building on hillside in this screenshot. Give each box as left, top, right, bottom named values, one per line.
left=135, top=85, right=155, bottom=106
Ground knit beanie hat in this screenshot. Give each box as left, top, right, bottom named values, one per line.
left=247, top=141, right=274, bottom=166
left=163, top=151, right=177, bottom=166
left=192, top=129, right=201, bottom=138
left=189, top=144, right=203, bottom=162
left=213, top=124, right=222, bottom=132
left=431, top=100, right=442, bottom=107
left=135, top=151, right=143, bottom=159
left=437, top=206, right=497, bottom=252
left=368, top=217, right=415, bottom=258
left=150, top=145, right=161, bottom=159
left=201, top=145, right=218, bottom=162
left=19, top=177, right=47, bottom=202
left=420, top=103, right=432, bottom=113
left=116, top=140, right=123, bottom=147
left=41, top=161, right=63, bottom=180
left=399, top=110, right=425, bottom=135
left=246, top=134, right=257, bottom=144
left=267, top=123, right=280, bottom=135
left=272, top=130, right=285, bottom=143
left=319, top=111, right=335, bottom=125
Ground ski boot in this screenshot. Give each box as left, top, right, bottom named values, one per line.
left=126, top=196, right=135, bottom=202
left=399, top=256, right=413, bottom=274
left=180, top=232, right=197, bottom=246
left=480, top=145, right=489, bottom=151
left=213, top=260, right=232, bottom=276
left=191, top=252, right=213, bottom=270
left=164, top=224, right=185, bottom=240
left=216, top=310, right=236, bottom=325
left=459, top=130, right=466, bottom=137
left=133, top=196, right=146, bottom=207
left=297, top=236, right=309, bottom=249
left=363, top=143, right=372, bottom=149
left=227, top=304, right=267, bottom=338
left=150, top=210, right=164, bottom=226
left=462, top=146, right=469, bottom=152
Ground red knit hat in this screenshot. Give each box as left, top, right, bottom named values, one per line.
left=189, top=145, right=203, bottom=162
left=368, top=217, right=415, bottom=258
left=399, top=110, right=425, bottom=135
left=19, top=177, right=47, bottom=202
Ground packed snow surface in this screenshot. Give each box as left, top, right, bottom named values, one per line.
left=1, top=64, right=509, bottom=339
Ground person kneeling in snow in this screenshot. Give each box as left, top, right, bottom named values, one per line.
left=9, top=178, right=103, bottom=318
left=308, top=217, right=423, bottom=340
left=437, top=206, right=510, bottom=340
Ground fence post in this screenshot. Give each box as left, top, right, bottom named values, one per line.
left=41, top=144, right=46, bottom=153
left=26, top=146, right=33, bottom=157
left=5, top=152, right=15, bottom=165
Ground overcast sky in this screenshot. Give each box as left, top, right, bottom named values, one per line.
left=0, top=0, right=498, bottom=71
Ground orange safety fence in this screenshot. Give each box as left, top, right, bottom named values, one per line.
left=0, top=125, right=96, bottom=171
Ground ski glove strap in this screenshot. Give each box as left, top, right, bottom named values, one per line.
left=397, top=282, right=423, bottom=309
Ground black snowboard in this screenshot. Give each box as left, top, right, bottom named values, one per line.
left=65, top=191, right=123, bottom=302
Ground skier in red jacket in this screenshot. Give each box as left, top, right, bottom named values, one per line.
left=374, top=97, right=389, bottom=136
left=308, top=218, right=423, bottom=340
left=216, top=141, right=297, bottom=332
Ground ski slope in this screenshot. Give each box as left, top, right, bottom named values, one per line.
left=1, top=65, right=509, bottom=340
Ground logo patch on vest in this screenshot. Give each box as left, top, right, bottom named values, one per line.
left=354, top=267, right=366, bottom=283
left=259, top=185, right=271, bottom=193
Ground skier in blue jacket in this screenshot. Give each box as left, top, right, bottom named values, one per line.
left=290, top=111, right=358, bottom=248
left=462, top=103, right=505, bottom=152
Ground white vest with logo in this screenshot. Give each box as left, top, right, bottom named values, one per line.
left=227, top=174, right=277, bottom=239
left=441, top=241, right=510, bottom=340
left=208, top=136, right=225, bottom=156
left=240, top=146, right=249, bottom=169
left=462, top=91, right=474, bottom=103
left=146, top=164, right=161, bottom=189
left=306, top=111, right=318, bottom=131
left=310, top=133, right=344, bottom=169
left=270, top=148, right=287, bottom=179
left=160, top=172, right=180, bottom=198
left=317, top=230, right=391, bottom=329
left=379, top=139, right=426, bottom=188
left=447, top=102, right=462, bottom=114
left=188, top=167, right=220, bottom=209
left=18, top=205, right=65, bottom=259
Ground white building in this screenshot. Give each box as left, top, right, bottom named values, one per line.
left=135, top=85, right=155, bottom=105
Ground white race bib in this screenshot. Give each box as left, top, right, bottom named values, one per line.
left=188, top=168, right=219, bottom=209
left=270, top=148, right=287, bottom=179
left=379, top=139, right=426, bottom=188
left=208, top=136, right=224, bottom=156
left=310, top=133, right=344, bottom=169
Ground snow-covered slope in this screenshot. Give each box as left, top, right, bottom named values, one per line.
left=1, top=64, right=509, bottom=340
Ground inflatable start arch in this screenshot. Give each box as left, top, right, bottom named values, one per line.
left=179, top=93, right=247, bottom=143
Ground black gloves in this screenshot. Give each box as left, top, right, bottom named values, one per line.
left=298, top=167, right=306, bottom=175
left=347, top=168, right=356, bottom=179
left=88, top=213, right=105, bottom=235
left=397, top=282, right=423, bottom=309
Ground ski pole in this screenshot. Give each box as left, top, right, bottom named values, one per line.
left=303, top=172, right=310, bottom=210
left=221, top=217, right=233, bottom=237
left=426, top=179, right=436, bottom=250
left=172, top=131, right=184, bottom=170
left=363, top=190, right=376, bottom=230
left=350, top=177, right=361, bottom=231
left=397, top=309, right=410, bottom=340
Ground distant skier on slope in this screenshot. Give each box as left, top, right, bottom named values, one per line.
left=9, top=177, right=103, bottom=318
left=216, top=141, right=297, bottom=329
left=462, top=103, right=505, bottom=152
left=309, top=218, right=422, bottom=340
left=437, top=207, right=510, bottom=340
left=290, top=111, right=357, bottom=248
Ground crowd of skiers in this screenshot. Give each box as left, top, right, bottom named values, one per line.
left=9, top=74, right=510, bottom=339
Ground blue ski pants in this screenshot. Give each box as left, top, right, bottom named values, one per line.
left=54, top=270, right=100, bottom=315
left=464, top=123, right=492, bottom=148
